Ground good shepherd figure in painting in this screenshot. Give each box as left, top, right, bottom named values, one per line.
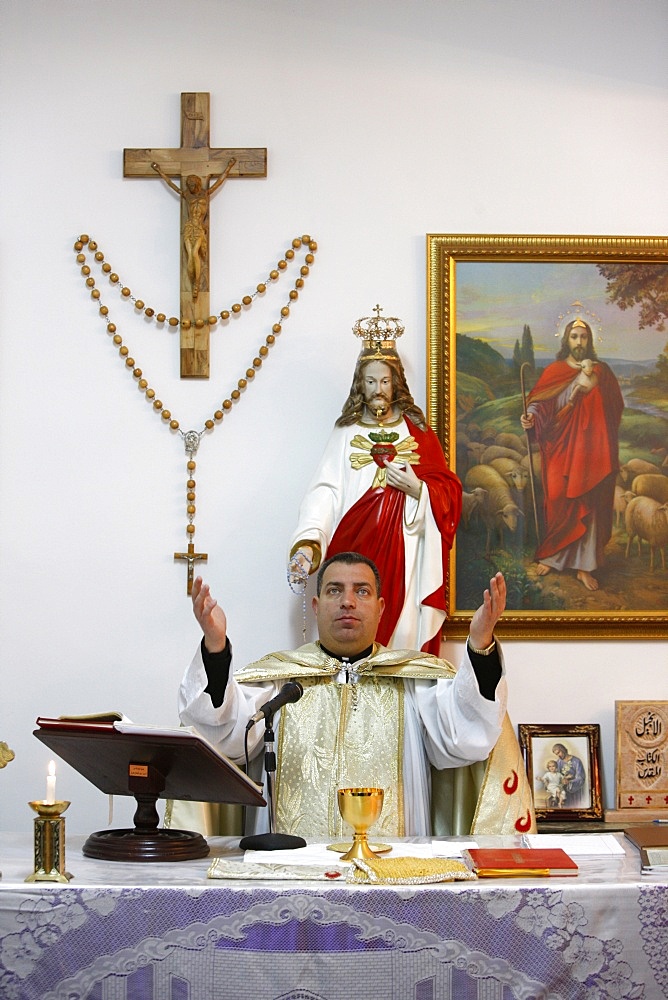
left=521, top=317, right=624, bottom=591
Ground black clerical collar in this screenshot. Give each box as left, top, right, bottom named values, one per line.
left=318, top=642, right=374, bottom=664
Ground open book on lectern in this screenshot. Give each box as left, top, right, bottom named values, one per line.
left=34, top=713, right=266, bottom=808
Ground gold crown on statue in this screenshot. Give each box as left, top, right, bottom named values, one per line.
left=353, top=304, right=405, bottom=357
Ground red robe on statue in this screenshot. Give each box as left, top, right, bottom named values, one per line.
left=326, top=418, right=462, bottom=653
left=526, top=360, right=624, bottom=567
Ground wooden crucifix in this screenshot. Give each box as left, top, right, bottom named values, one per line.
left=124, top=93, right=267, bottom=379
left=174, top=542, right=208, bottom=596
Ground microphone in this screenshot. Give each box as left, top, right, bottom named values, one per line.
left=246, top=681, right=303, bottom=729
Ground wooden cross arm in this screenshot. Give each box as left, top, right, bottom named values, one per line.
left=123, top=147, right=267, bottom=178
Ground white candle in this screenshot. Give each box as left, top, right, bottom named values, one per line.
left=46, top=760, right=56, bottom=804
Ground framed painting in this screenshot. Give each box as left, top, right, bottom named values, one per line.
left=518, top=723, right=603, bottom=822
left=427, top=234, right=668, bottom=638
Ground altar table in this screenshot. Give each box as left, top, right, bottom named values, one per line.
left=0, top=832, right=666, bottom=1000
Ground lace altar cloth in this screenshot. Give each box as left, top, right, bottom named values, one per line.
left=0, top=832, right=666, bottom=999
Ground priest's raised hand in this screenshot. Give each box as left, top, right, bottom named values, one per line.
left=191, top=576, right=227, bottom=654
left=468, top=571, right=506, bottom=653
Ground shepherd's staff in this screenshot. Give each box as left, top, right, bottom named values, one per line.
left=520, top=363, right=541, bottom=543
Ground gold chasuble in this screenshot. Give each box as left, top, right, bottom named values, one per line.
left=275, top=676, right=404, bottom=838
left=233, top=642, right=535, bottom=839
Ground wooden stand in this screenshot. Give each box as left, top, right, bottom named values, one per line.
left=34, top=722, right=266, bottom=863
left=83, top=764, right=208, bottom=862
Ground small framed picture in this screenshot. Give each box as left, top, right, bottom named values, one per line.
left=518, top=723, right=603, bottom=821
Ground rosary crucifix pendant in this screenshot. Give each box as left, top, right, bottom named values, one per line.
left=174, top=429, right=207, bottom=593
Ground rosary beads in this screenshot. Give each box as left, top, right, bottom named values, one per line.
left=74, top=233, right=318, bottom=591
left=287, top=551, right=313, bottom=643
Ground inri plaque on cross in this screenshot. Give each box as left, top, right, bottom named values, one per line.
left=124, top=92, right=267, bottom=379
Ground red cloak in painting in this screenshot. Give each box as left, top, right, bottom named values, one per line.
left=527, top=360, right=624, bottom=566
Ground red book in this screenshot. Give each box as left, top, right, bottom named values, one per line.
left=35, top=713, right=126, bottom=734
left=462, top=847, right=578, bottom=877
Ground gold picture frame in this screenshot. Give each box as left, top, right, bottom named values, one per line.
left=427, top=233, right=668, bottom=639
left=518, top=723, right=603, bottom=822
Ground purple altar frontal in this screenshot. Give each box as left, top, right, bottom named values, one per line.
left=0, top=832, right=666, bottom=999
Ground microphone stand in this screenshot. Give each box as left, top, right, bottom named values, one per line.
left=239, top=715, right=306, bottom=852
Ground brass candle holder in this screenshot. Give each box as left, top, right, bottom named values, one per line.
left=25, top=800, right=73, bottom=883
left=336, top=787, right=384, bottom=861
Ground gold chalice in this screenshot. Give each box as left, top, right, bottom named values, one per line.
left=336, top=787, right=384, bottom=861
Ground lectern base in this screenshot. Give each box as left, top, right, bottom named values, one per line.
left=83, top=827, right=209, bottom=862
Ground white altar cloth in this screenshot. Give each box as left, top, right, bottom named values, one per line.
left=0, top=832, right=666, bottom=999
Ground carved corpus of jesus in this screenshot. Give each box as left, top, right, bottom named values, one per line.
left=150, top=162, right=236, bottom=303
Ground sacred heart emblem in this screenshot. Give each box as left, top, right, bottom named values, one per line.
left=348, top=431, right=419, bottom=485
left=370, top=441, right=397, bottom=467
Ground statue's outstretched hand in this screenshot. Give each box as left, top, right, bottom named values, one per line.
left=192, top=576, right=227, bottom=654
left=288, top=545, right=314, bottom=586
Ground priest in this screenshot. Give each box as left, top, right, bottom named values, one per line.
left=176, top=552, right=534, bottom=839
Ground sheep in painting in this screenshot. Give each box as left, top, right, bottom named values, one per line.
left=624, top=496, right=668, bottom=571
left=464, top=464, right=522, bottom=556
left=613, top=486, right=636, bottom=528
left=495, top=432, right=527, bottom=455
left=620, top=458, right=663, bottom=484
left=520, top=451, right=541, bottom=479
left=466, top=441, right=488, bottom=465
left=490, top=457, right=530, bottom=494
left=461, top=487, right=487, bottom=529
left=630, top=474, right=668, bottom=505
left=480, top=445, right=524, bottom=466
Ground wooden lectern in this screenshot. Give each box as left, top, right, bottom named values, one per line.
left=34, top=717, right=266, bottom=863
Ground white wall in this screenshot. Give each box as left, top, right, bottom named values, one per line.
left=0, top=0, right=666, bottom=835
